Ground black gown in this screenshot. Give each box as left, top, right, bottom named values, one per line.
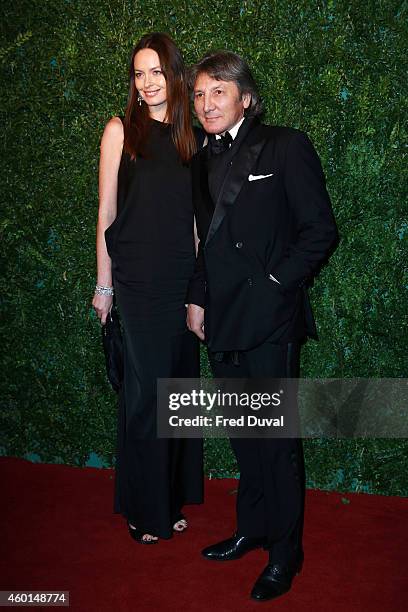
left=105, top=118, right=203, bottom=538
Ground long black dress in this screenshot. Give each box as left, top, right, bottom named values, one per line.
left=105, top=118, right=203, bottom=538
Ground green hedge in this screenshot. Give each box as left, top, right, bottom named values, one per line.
left=1, top=0, right=407, bottom=495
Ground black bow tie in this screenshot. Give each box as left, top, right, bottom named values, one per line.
left=208, top=131, right=233, bottom=156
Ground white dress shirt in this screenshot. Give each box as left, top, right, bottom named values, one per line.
left=215, top=116, right=245, bottom=141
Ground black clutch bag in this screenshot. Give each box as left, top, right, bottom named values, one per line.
left=101, top=304, right=123, bottom=393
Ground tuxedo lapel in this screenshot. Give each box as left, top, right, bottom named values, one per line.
left=205, top=120, right=267, bottom=247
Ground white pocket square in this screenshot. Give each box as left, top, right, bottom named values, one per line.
left=248, top=173, right=274, bottom=182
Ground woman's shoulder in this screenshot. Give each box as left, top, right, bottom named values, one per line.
left=101, top=116, right=124, bottom=146
left=105, top=115, right=124, bottom=133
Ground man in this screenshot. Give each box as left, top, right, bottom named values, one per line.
left=187, top=51, right=338, bottom=602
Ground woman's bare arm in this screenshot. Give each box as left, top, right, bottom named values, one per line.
left=92, top=116, right=123, bottom=323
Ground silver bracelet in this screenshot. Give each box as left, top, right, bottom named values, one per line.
left=95, top=284, right=114, bottom=296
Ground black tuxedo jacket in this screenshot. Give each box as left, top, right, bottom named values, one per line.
left=187, top=118, right=339, bottom=352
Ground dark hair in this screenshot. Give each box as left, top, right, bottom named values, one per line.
left=188, top=51, right=262, bottom=117
left=124, top=32, right=196, bottom=162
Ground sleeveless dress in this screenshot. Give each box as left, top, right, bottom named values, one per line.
left=105, top=119, right=203, bottom=538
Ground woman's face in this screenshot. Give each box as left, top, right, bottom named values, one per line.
left=134, top=48, right=167, bottom=116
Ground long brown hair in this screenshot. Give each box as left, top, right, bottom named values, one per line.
left=124, top=32, right=196, bottom=163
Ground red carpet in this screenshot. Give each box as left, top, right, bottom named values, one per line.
left=1, top=458, right=407, bottom=611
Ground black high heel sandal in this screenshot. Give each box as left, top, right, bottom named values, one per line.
left=173, top=513, right=188, bottom=533
left=127, top=523, right=159, bottom=544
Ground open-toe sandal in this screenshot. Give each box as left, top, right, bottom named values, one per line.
left=128, top=523, right=159, bottom=544
left=173, top=516, right=188, bottom=533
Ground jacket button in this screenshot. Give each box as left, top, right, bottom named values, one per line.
left=235, top=241, right=243, bottom=249
left=247, top=278, right=253, bottom=287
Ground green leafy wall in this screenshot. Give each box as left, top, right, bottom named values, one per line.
left=1, top=0, right=407, bottom=494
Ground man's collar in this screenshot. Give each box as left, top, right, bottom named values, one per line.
left=215, top=116, right=245, bottom=140
left=197, top=116, right=261, bottom=161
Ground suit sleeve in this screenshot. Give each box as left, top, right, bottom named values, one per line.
left=270, top=131, right=339, bottom=291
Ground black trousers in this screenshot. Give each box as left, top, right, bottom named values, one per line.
left=209, top=341, right=305, bottom=566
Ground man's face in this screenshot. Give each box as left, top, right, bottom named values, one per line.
left=193, top=73, right=251, bottom=134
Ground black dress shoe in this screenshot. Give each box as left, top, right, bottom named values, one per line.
left=250, top=561, right=301, bottom=601
left=202, top=535, right=266, bottom=561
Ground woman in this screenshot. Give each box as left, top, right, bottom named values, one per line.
left=92, top=32, right=203, bottom=543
